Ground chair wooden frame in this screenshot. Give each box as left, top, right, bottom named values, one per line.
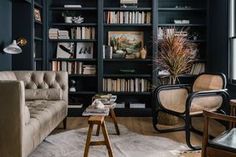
left=202, top=110, right=236, bottom=157
left=152, top=73, right=229, bottom=150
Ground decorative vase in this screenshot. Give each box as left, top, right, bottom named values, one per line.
left=140, top=47, right=147, bottom=59
left=65, top=17, right=73, bottom=23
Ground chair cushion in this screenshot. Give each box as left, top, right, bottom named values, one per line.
left=210, top=128, right=236, bottom=153
left=190, top=96, right=223, bottom=115
left=24, top=106, right=30, bottom=125
left=25, top=89, right=62, bottom=101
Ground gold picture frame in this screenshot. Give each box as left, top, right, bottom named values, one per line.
left=34, top=8, right=41, bottom=22
left=108, top=31, right=144, bottom=54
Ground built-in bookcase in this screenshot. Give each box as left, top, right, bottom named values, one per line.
left=157, top=0, right=207, bottom=77
left=47, top=0, right=158, bottom=116
left=12, top=0, right=46, bottom=70
left=47, top=0, right=99, bottom=116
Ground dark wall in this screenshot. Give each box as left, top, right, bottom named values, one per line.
left=207, top=0, right=229, bottom=75
left=0, top=0, right=12, bottom=70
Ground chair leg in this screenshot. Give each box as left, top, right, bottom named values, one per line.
left=185, top=116, right=201, bottom=150
left=96, top=124, right=100, bottom=136
left=63, top=117, right=67, bottom=129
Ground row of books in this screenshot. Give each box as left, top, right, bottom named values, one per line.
left=71, top=27, right=96, bottom=40
left=190, top=63, right=205, bottom=75
left=104, top=11, right=151, bottom=24
left=103, top=78, right=151, bottom=92
left=52, top=61, right=96, bottom=75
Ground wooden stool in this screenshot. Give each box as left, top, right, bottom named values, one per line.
left=230, top=99, right=236, bottom=128
left=84, top=116, right=114, bottom=157
left=96, top=108, right=120, bottom=136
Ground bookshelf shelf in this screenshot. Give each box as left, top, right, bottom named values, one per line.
left=69, top=74, right=97, bottom=77
left=34, top=37, right=43, bottom=41
left=104, top=7, right=152, bottom=11
left=102, top=92, right=152, bottom=95
left=103, top=74, right=152, bottom=78
left=49, top=39, right=97, bottom=42
left=104, top=24, right=152, bottom=27
left=51, top=23, right=97, bottom=27
left=50, top=7, right=97, bottom=11
left=158, top=8, right=206, bottom=11
left=51, top=58, right=97, bottom=62
left=158, top=24, right=206, bottom=27
left=69, top=91, right=97, bottom=95
left=34, top=58, right=43, bottom=61
left=103, top=59, right=152, bottom=62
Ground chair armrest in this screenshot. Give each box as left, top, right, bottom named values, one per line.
left=153, top=84, right=191, bottom=113
left=203, top=110, right=236, bottom=123
left=0, top=81, right=25, bottom=157
left=186, top=89, right=229, bottom=114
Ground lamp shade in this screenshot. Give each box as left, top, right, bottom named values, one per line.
left=3, top=40, right=22, bottom=54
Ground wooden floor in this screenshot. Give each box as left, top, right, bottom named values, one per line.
left=58, top=116, right=225, bottom=147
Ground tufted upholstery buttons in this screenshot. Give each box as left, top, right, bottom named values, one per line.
left=14, top=71, right=68, bottom=102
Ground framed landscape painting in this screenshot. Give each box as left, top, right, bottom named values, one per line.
left=108, top=31, right=144, bottom=54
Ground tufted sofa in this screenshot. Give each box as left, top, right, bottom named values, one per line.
left=0, top=71, right=68, bottom=157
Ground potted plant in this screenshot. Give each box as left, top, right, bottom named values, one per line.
left=156, top=28, right=197, bottom=84
left=155, top=28, right=197, bottom=125
left=62, top=11, right=75, bottom=23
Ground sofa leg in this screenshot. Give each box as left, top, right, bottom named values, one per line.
left=63, top=117, right=67, bottom=129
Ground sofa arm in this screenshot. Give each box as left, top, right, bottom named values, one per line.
left=0, top=81, right=25, bottom=157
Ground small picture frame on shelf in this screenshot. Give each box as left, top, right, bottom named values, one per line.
left=76, top=42, right=94, bottom=59
left=108, top=31, right=144, bottom=58
left=34, top=8, right=41, bottom=22
left=56, top=42, right=74, bottom=58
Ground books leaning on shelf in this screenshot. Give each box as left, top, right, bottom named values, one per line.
left=104, top=11, right=151, bottom=24
left=52, top=61, right=96, bottom=75
left=103, top=78, right=151, bottom=92
left=190, top=63, right=205, bottom=75
left=71, top=27, right=96, bottom=40
left=103, top=45, right=113, bottom=59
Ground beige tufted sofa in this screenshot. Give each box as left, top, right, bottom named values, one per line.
left=0, top=71, right=68, bottom=157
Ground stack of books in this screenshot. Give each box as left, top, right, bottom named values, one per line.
left=105, top=11, right=151, bottom=24
left=103, top=45, right=113, bottom=59
left=83, top=65, right=96, bottom=75
left=103, top=78, right=151, bottom=92
left=48, top=28, right=70, bottom=39
left=58, top=30, right=69, bottom=39
left=49, top=28, right=59, bottom=39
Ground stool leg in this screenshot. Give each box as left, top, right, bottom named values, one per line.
left=96, top=124, right=100, bottom=136
left=110, top=109, right=120, bottom=135
left=101, top=121, right=113, bottom=157
left=84, top=124, right=94, bottom=157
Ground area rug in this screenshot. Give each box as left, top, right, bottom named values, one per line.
left=30, top=123, right=188, bottom=157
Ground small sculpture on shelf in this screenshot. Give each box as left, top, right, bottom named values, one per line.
left=140, top=47, right=147, bottom=59
left=69, top=79, right=76, bottom=92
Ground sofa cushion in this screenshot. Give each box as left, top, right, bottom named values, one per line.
left=25, top=89, right=62, bottom=101
left=0, top=72, right=17, bottom=80
left=23, top=100, right=67, bottom=156
left=24, top=106, right=30, bottom=125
